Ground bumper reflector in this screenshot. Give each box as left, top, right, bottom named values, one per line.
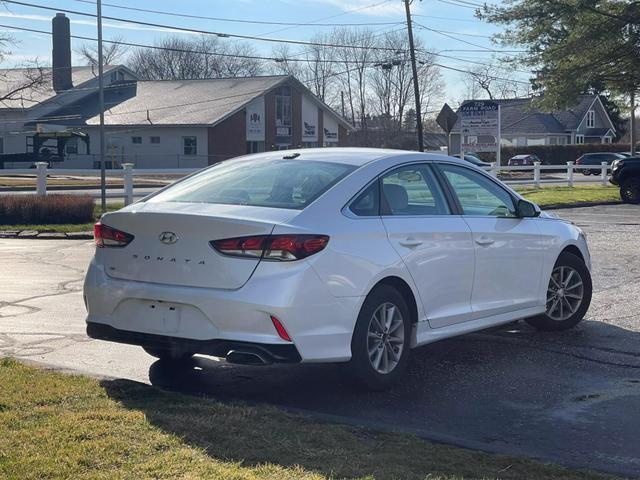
left=270, top=315, right=292, bottom=342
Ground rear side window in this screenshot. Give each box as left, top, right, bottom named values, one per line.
left=350, top=182, right=380, bottom=216
left=380, top=164, right=450, bottom=216
left=148, top=159, right=355, bottom=210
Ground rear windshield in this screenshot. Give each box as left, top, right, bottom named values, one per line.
left=148, top=158, right=355, bottom=210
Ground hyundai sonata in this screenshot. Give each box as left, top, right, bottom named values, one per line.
left=84, top=148, right=592, bottom=389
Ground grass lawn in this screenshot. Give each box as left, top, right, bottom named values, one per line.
left=516, top=185, right=621, bottom=207
left=0, top=358, right=619, bottom=480
left=0, top=203, right=123, bottom=233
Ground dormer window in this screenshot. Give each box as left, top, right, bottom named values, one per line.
left=586, top=110, right=595, bottom=128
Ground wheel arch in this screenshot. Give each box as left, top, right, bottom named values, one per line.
left=369, top=276, right=419, bottom=325
left=560, top=244, right=585, bottom=262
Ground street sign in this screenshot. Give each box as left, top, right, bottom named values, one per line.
left=436, top=103, right=458, bottom=134
left=460, top=100, right=501, bottom=157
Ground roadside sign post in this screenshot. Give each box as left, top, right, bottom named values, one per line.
left=459, top=100, right=501, bottom=162
left=436, top=103, right=458, bottom=156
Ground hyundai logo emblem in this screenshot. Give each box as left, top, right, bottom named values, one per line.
left=159, top=231, right=178, bottom=245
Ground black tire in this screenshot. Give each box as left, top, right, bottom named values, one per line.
left=620, top=178, right=640, bottom=204
left=526, top=252, right=592, bottom=331
left=143, top=346, right=193, bottom=362
left=347, top=284, right=412, bottom=391
left=582, top=170, right=591, bottom=176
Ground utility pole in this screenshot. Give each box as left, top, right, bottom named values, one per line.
left=97, top=0, right=107, bottom=213
left=341, top=91, right=346, bottom=118
left=631, top=91, right=636, bottom=156
left=404, top=0, right=424, bottom=152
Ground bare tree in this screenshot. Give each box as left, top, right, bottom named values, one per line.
left=128, top=36, right=263, bottom=80
left=461, top=61, right=529, bottom=100
left=76, top=36, right=128, bottom=68
left=0, top=30, right=50, bottom=107
left=332, top=28, right=377, bottom=126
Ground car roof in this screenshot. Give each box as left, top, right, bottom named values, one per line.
left=233, top=147, right=467, bottom=167
left=511, top=154, right=532, bottom=159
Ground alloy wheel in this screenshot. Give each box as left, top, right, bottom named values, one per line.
left=367, top=302, right=405, bottom=374
left=546, top=266, right=584, bottom=321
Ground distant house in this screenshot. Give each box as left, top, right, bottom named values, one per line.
left=449, top=95, right=617, bottom=155
left=0, top=13, right=352, bottom=169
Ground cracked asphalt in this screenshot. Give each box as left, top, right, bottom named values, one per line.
left=1, top=203, right=639, bottom=477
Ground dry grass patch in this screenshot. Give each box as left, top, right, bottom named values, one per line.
left=0, top=194, right=94, bottom=225
left=0, top=358, right=620, bottom=480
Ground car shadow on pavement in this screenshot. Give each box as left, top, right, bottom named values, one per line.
left=105, top=319, right=640, bottom=477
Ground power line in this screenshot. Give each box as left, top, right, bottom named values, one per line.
left=258, top=0, right=393, bottom=36
left=3, top=0, right=407, bottom=52
left=0, top=23, right=392, bottom=65
left=68, top=0, right=402, bottom=28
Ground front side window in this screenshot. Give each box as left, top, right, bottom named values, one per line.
left=183, top=136, right=197, bottom=155
left=381, top=164, right=449, bottom=216
left=439, top=164, right=516, bottom=217
left=148, top=159, right=355, bottom=210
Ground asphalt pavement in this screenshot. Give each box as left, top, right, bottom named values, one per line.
left=1, top=203, right=639, bottom=477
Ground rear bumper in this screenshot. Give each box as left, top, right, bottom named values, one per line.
left=83, top=258, right=361, bottom=363
left=86, top=322, right=301, bottom=363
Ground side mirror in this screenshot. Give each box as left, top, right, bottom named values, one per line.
left=516, top=199, right=539, bottom=218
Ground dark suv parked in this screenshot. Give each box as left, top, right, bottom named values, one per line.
left=576, top=152, right=626, bottom=175
left=610, top=156, right=640, bottom=204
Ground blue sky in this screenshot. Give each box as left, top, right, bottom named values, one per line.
left=0, top=0, right=529, bottom=106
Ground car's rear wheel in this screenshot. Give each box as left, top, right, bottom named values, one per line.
left=582, top=169, right=591, bottom=176
left=620, top=178, right=640, bottom=204
left=348, top=285, right=411, bottom=390
left=526, top=252, right=592, bottom=331
left=143, top=346, right=193, bottom=362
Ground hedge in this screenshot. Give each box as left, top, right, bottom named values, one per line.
left=475, top=143, right=633, bottom=165
left=0, top=194, right=94, bottom=225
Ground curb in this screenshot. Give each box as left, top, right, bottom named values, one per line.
left=543, top=200, right=623, bottom=210
left=0, top=230, right=92, bottom=240
left=0, top=184, right=166, bottom=193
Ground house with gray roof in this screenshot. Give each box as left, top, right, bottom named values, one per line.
left=448, top=95, right=616, bottom=155
left=0, top=13, right=352, bottom=169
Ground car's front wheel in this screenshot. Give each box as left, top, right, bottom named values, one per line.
left=348, top=285, right=411, bottom=390
left=143, top=346, right=193, bottom=362
left=526, top=252, right=592, bottom=331
left=620, top=178, right=640, bottom=204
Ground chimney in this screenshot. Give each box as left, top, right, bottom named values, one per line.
left=52, top=13, right=72, bottom=93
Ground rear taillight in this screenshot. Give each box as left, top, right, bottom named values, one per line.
left=576, top=158, right=582, bottom=165
left=210, top=234, right=329, bottom=261
left=94, top=222, right=134, bottom=248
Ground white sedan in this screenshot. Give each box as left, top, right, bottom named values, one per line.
left=84, top=148, right=592, bottom=389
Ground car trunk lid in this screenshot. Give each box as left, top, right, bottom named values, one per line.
left=96, top=201, right=298, bottom=290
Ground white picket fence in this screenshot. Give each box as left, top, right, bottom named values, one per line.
left=3, top=160, right=611, bottom=206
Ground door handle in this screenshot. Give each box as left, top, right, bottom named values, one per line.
left=399, top=238, right=423, bottom=248
left=475, top=236, right=495, bottom=246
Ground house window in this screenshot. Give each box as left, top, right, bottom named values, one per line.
left=65, top=137, right=78, bottom=154
left=183, top=136, right=197, bottom=155
left=150, top=136, right=161, bottom=144
left=275, top=86, right=292, bottom=127
left=246, top=141, right=265, bottom=154
left=586, top=110, right=595, bottom=128
left=131, top=136, right=142, bottom=144
left=576, top=134, right=584, bottom=144
left=603, top=136, right=612, bottom=144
